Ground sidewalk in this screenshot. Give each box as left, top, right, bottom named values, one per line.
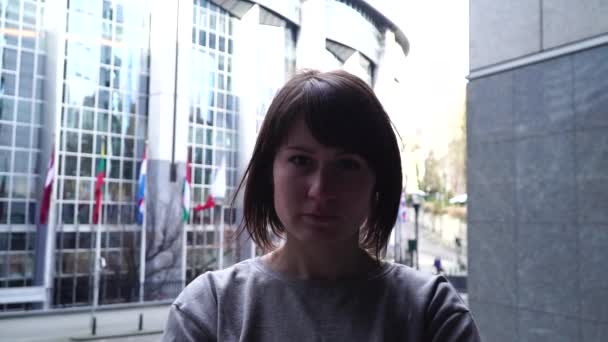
left=0, top=305, right=170, bottom=342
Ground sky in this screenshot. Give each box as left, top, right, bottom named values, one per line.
left=376, top=0, right=469, bottom=157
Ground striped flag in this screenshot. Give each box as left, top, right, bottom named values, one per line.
left=39, top=148, right=55, bottom=224
left=182, top=159, right=191, bottom=223
left=136, top=147, right=147, bottom=225
left=93, top=143, right=106, bottom=224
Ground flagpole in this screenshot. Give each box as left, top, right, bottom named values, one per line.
left=218, top=202, right=224, bottom=269
left=138, top=144, right=148, bottom=303
left=42, top=143, right=58, bottom=310
left=139, top=197, right=146, bottom=302
left=91, top=139, right=109, bottom=334
left=92, top=208, right=102, bottom=322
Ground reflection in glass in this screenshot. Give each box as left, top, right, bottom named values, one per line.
left=10, top=201, right=26, bottom=224
left=14, top=151, right=29, bottom=173
left=63, top=179, right=76, bottom=200
left=65, top=155, right=77, bottom=176
left=15, top=126, right=30, bottom=148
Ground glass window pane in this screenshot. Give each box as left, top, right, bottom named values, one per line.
left=198, top=30, right=206, bottom=47
left=76, top=251, right=92, bottom=274
left=33, top=102, right=43, bottom=125
left=62, top=232, right=77, bottom=249
left=23, top=2, right=37, bottom=25
left=124, top=138, right=133, bottom=157
left=10, top=233, right=26, bottom=250
left=97, top=112, right=109, bottom=132
left=10, top=201, right=26, bottom=224
left=2, top=48, right=17, bottom=71
left=122, top=161, right=133, bottom=179
left=82, top=133, right=93, bottom=154
left=21, top=51, right=35, bottom=72
left=12, top=176, right=27, bottom=198
left=109, top=159, right=119, bottom=179
left=18, top=74, right=33, bottom=98
left=78, top=180, right=92, bottom=201
left=101, top=46, right=112, bottom=65
left=35, top=78, right=44, bottom=100
left=77, top=203, right=90, bottom=224
left=137, top=96, right=147, bottom=115
left=62, top=252, right=75, bottom=274
left=206, top=129, right=212, bottom=145
left=110, top=137, right=121, bottom=156
left=98, top=90, right=109, bottom=109
left=0, top=175, right=9, bottom=197
left=63, top=179, right=76, bottom=200
left=62, top=204, right=75, bottom=224
left=0, top=232, right=7, bottom=250
left=2, top=73, right=16, bottom=96
left=78, top=232, right=92, bottom=249
left=66, top=107, right=79, bottom=129
left=209, top=33, right=216, bottom=49
left=0, top=201, right=8, bottom=223
left=80, top=157, right=92, bottom=177
left=0, top=124, right=13, bottom=146
left=65, top=155, right=77, bottom=176
left=37, top=55, right=46, bottom=76
left=15, top=126, right=30, bottom=148
left=28, top=201, right=36, bottom=224
left=29, top=152, right=39, bottom=174
left=205, top=149, right=212, bottom=165
left=66, top=132, right=79, bottom=152
left=13, top=151, right=28, bottom=173
left=0, top=97, right=15, bottom=121
left=219, top=37, right=225, bottom=52
left=82, top=110, right=94, bottom=130
left=110, top=115, right=121, bottom=134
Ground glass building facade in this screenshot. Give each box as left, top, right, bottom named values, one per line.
left=52, top=0, right=150, bottom=307
left=0, top=0, right=45, bottom=311
left=0, top=0, right=408, bottom=312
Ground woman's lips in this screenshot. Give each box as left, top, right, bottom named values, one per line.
left=301, top=213, right=339, bottom=223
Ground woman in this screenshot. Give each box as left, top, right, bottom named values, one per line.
left=162, top=70, right=480, bottom=341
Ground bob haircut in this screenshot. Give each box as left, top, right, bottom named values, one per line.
left=234, top=70, right=402, bottom=259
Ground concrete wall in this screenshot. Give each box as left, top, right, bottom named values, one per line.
left=468, top=1, right=608, bottom=341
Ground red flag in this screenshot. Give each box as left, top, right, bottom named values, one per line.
left=194, top=195, right=215, bottom=212
left=39, top=149, right=55, bottom=224
left=93, top=144, right=107, bottom=224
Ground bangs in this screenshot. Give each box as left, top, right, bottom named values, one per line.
left=278, top=76, right=388, bottom=165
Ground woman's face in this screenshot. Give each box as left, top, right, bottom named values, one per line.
left=272, top=117, right=376, bottom=246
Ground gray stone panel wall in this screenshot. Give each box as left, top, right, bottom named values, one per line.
left=469, top=0, right=541, bottom=69
left=468, top=43, right=608, bottom=341
left=543, top=0, right=608, bottom=49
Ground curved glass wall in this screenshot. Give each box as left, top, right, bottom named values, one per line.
left=53, top=0, right=150, bottom=308
left=0, top=0, right=45, bottom=311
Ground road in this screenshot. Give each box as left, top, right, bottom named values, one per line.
left=391, top=216, right=466, bottom=275
left=0, top=304, right=169, bottom=342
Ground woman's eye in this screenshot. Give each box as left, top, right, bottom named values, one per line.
left=288, top=155, right=310, bottom=166
left=338, top=158, right=361, bottom=171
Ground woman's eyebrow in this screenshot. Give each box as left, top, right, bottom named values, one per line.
left=284, top=145, right=315, bottom=153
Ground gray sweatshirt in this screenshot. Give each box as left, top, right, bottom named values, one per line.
left=162, top=257, right=481, bottom=341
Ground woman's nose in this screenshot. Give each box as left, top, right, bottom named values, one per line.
left=307, top=167, right=337, bottom=200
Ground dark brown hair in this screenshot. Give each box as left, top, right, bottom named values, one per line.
left=233, top=70, right=402, bottom=259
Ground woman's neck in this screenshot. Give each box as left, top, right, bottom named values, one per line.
left=263, top=238, right=377, bottom=281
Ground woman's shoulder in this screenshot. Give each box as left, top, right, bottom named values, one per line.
left=380, top=262, right=469, bottom=312
left=175, top=258, right=261, bottom=304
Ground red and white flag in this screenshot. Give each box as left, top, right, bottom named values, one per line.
left=39, top=149, right=55, bottom=225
